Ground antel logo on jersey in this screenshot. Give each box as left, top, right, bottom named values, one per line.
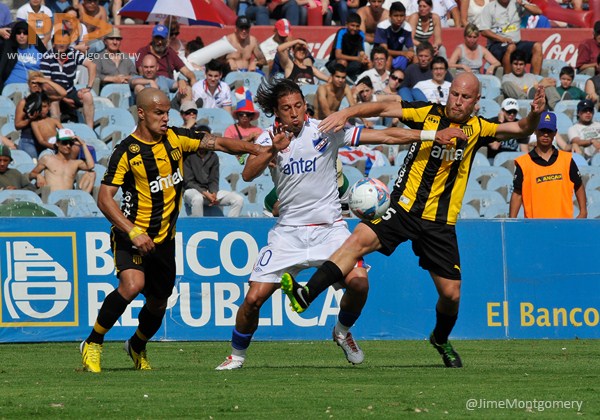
left=149, top=168, right=184, bottom=193
left=431, top=144, right=464, bottom=161
left=0, top=235, right=78, bottom=327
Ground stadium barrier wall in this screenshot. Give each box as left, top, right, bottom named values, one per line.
left=119, top=26, right=587, bottom=66
left=0, top=218, right=598, bottom=343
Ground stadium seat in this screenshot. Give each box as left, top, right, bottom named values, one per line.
left=585, top=175, right=600, bottom=194
left=40, top=203, right=65, bottom=217
left=571, top=152, right=588, bottom=169
left=462, top=190, right=506, bottom=215
left=224, top=71, right=264, bottom=93
left=368, top=165, right=399, bottom=190
left=459, top=203, right=479, bottom=219
left=472, top=151, right=490, bottom=167
left=196, top=108, right=235, bottom=136
left=219, top=154, right=244, bottom=191
left=1, top=83, right=29, bottom=106
left=339, top=97, right=350, bottom=110
left=239, top=197, right=266, bottom=217
left=342, top=165, right=365, bottom=187
left=46, top=190, right=102, bottom=217
left=515, top=99, right=532, bottom=118
left=99, top=124, right=132, bottom=149
left=0, top=103, right=16, bottom=127
left=577, top=165, right=600, bottom=186
left=493, top=151, right=525, bottom=173
left=300, top=84, right=319, bottom=96
left=99, top=83, right=132, bottom=109
left=193, top=69, right=205, bottom=81
left=485, top=174, right=514, bottom=202
left=541, top=59, right=568, bottom=78
left=475, top=74, right=502, bottom=101
left=257, top=112, right=275, bottom=129
left=478, top=99, right=500, bottom=119
left=168, top=109, right=184, bottom=128
left=555, top=112, right=572, bottom=135
left=590, top=153, right=600, bottom=167
left=0, top=189, right=43, bottom=205
left=573, top=74, right=590, bottom=91
left=94, top=108, right=136, bottom=135
left=586, top=189, right=600, bottom=205
left=482, top=202, right=510, bottom=218
left=8, top=150, right=34, bottom=168
left=553, top=100, right=579, bottom=122
left=587, top=202, right=600, bottom=219
left=16, top=162, right=36, bottom=174
left=93, top=96, right=116, bottom=111
left=469, top=166, right=512, bottom=189
left=62, top=123, right=99, bottom=141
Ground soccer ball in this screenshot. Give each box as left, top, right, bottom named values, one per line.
left=348, top=177, right=391, bottom=220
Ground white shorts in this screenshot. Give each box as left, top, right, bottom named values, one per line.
left=249, top=220, right=366, bottom=284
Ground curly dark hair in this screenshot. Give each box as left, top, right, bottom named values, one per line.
left=255, top=78, right=304, bottom=117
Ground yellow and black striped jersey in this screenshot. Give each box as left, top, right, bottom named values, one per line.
left=395, top=102, right=498, bottom=225
left=102, top=127, right=206, bottom=244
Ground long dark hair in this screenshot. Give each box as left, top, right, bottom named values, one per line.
left=255, top=78, right=304, bottom=117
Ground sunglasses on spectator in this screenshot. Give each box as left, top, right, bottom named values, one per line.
left=170, top=32, right=180, bottom=37
left=15, top=30, right=27, bottom=35
left=182, top=109, right=198, bottom=116
left=238, top=112, right=254, bottom=118
left=58, top=140, right=74, bottom=146
left=390, top=74, right=403, bottom=82
left=505, top=109, right=518, bottom=115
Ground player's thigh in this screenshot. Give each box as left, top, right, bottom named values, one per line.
left=143, top=239, right=177, bottom=300
left=412, top=221, right=461, bottom=281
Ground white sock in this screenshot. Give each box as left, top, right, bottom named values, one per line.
left=231, top=348, right=246, bottom=360
left=334, top=321, right=350, bottom=337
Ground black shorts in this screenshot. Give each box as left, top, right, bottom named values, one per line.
left=365, top=201, right=462, bottom=280
left=64, top=89, right=84, bottom=108
left=488, top=40, right=537, bottom=64
left=111, top=228, right=176, bottom=299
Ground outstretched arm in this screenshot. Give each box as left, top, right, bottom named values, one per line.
left=201, top=132, right=264, bottom=156
left=359, top=126, right=467, bottom=146
left=496, top=86, right=545, bottom=140
left=319, top=102, right=404, bottom=132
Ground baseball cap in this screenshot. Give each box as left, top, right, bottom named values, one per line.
left=152, top=24, right=169, bottom=39
left=0, top=145, right=12, bottom=162
left=236, top=16, right=251, bottom=29
left=501, top=98, right=519, bottom=112
left=275, top=19, right=291, bottom=37
left=577, top=99, right=595, bottom=113
left=537, top=111, right=557, bottom=132
left=56, top=128, right=75, bottom=142
left=180, top=100, right=197, bottom=113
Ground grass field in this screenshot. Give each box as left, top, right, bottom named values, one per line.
left=0, top=339, right=597, bottom=418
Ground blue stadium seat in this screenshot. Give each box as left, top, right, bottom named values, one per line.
left=1, top=83, right=29, bottom=105
left=342, top=165, right=365, bottom=187
left=368, top=165, right=399, bottom=190
left=541, top=59, right=568, bottom=79
left=555, top=112, right=572, bottom=134
left=94, top=108, right=136, bottom=136
left=475, top=74, right=502, bottom=101
left=485, top=175, right=514, bottom=202
left=459, top=203, right=480, bottom=219
left=224, top=71, right=264, bottom=93
left=493, top=151, right=525, bottom=173
left=0, top=189, right=43, bottom=205
left=478, top=99, right=500, bottom=119
left=99, top=83, right=132, bottom=109
left=553, top=100, right=579, bottom=122
left=469, top=166, right=512, bottom=189
left=462, top=190, right=506, bottom=215
left=590, top=153, right=600, bottom=167
left=196, top=108, right=235, bottom=136
left=8, top=150, right=34, bottom=168
left=168, top=109, right=184, bottom=128
left=46, top=190, right=102, bottom=217
left=93, top=96, right=116, bottom=111
left=482, top=202, right=510, bottom=218
left=40, top=203, right=65, bottom=217
left=573, top=74, right=590, bottom=91
left=473, top=151, right=490, bottom=167
left=62, top=123, right=99, bottom=141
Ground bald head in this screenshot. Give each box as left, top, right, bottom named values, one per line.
left=445, top=72, right=481, bottom=123
left=136, top=87, right=169, bottom=110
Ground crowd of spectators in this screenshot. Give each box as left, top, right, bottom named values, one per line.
left=0, top=0, right=599, bottom=219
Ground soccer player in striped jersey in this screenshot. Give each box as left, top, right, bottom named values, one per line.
left=282, top=72, right=546, bottom=368
left=216, top=78, right=465, bottom=370
left=80, top=88, right=263, bottom=373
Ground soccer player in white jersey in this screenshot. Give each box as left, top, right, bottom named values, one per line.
left=216, top=79, right=466, bottom=370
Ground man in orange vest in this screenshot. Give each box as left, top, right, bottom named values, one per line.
left=509, top=111, right=588, bottom=218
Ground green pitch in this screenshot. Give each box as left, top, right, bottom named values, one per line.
left=0, top=340, right=597, bottom=418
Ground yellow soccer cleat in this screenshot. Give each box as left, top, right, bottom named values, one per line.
left=80, top=341, right=103, bottom=373
left=124, top=340, right=152, bottom=370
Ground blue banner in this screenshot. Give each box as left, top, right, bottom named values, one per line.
left=0, top=218, right=598, bottom=342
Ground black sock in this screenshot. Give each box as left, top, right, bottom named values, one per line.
left=306, top=261, right=344, bottom=303
left=130, top=304, right=165, bottom=353
left=433, top=308, right=458, bottom=344
left=87, top=290, right=130, bottom=344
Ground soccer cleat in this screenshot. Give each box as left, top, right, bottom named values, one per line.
left=215, top=355, right=244, bottom=370
left=280, top=273, right=309, bottom=313
left=430, top=333, right=463, bottom=368
left=80, top=341, right=102, bottom=373
left=333, top=329, right=364, bottom=365
left=124, top=339, right=152, bottom=370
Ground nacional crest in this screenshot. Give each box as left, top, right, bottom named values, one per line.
left=313, top=137, right=328, bottom=152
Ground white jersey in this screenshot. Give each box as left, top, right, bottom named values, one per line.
left=255, top=118, right=362, bottom=226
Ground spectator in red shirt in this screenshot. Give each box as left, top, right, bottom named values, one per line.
left=576, top=21, right=600, bottom=77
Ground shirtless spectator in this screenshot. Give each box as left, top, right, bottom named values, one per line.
left=31, top=93, right=63, bottom=157
left=314, top=64, right=357, bottom=120
left=225, top=17, right=267, bottom=73
left=357, top=0, right=388, bottom=46
left=93, top=28, right=137, bottom=90
left=75, top=0, right=108, bottom=53
left=40, top=34, right=96, bottom=128
left=136, top=25, right=196, bottom=104
left=29, top=128, right=95, bottom=193
left=191, top=60, right=233, bottom=114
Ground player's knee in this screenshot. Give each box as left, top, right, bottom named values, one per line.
left=242, top=293, right=267, bottom=313
left=346, top=275, right=369, bottom=296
